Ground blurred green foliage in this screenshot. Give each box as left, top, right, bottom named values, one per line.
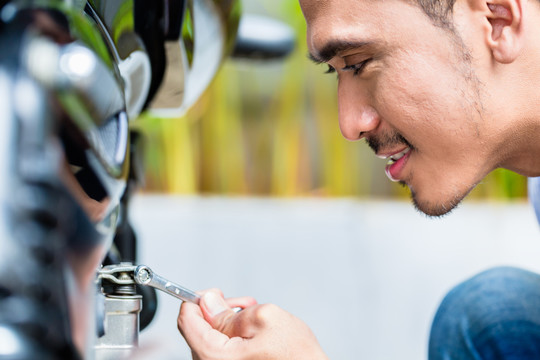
left=133, top=0, right=527, bottom=200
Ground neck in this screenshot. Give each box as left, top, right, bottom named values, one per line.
left=492, top=10, right=540, bottom=177
left=498, top=117, right=540, bottom=176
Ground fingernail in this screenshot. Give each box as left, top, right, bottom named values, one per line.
left=203, top=292, right=228, bottom=317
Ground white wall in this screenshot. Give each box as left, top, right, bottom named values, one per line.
left=133, top=195, right=540, bottom=360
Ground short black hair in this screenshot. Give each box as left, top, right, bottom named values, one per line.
left=416, top=0, right=457, bottom=29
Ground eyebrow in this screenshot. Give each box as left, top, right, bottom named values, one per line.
left=308, top=40, right=373, bottom=64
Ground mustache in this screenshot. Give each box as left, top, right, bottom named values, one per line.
left=365, top=132, right=413, bottom=154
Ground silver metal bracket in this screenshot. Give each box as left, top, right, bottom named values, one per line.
left=98, top=264, right=137, bottom=285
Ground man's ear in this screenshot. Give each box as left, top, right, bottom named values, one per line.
left=484, top=0, right=524, bottom=63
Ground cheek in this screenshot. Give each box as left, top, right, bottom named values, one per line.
left=372, top=52, right=475, bottom=148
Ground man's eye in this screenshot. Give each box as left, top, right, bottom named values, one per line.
left=324, top=65, right=336, bottom=74
left=342, top=59, right=371, bottom=76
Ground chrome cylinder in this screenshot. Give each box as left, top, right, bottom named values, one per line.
left=94, top=294, right=142, bottom=360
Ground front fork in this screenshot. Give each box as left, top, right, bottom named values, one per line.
left=94, top=263, right=200, bottom=359
left=95, top=264, right=142, bottom=360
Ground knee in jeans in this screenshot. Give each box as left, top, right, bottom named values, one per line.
left=429, top=266, right=540, bottom=359
left=438, top=266, right=535, bottom=316
left=429, top=267, right=540, bottom=359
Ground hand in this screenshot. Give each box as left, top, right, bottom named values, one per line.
left=177, top=289, right=328, bottom=360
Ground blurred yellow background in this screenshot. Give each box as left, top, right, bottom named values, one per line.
left=132, top=0, right=527, bottom=200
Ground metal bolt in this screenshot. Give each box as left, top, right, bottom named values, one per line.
left=137, top=268, right=151, bottom=284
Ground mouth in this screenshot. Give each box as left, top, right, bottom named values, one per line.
left=379, top=147, right=411, bottom=182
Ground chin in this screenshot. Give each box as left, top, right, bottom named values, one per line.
left=411, top=195, right=459, bottom=217
left=402, top=165, right=486, bottom=217
left=408, top=186, right=468, bottom=218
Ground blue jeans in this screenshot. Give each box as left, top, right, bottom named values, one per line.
left=429, top=267, right=540, bottom=359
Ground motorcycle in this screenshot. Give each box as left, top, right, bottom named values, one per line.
left=0, top=0, right=293, bottom=358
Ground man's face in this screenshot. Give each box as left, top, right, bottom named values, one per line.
left=301, top=0, right=501, bottom=216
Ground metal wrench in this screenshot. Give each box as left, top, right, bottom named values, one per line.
left=134, top=265, right=201, bottom=304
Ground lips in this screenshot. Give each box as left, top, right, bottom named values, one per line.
left=381, top=147, right=411, bottom=182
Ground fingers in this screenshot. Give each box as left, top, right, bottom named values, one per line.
left=177, top=302, right=216, bottom=341
left=179, top=290, right=257, bottom=336
left=195, top=289, right=256, bottom=307
left=199, top=291, right=265, bottom=339
left=178, top=290, right=261, bottom=351
left=193, top=288, right=257, bottom=309
left=177, top=301, right=229, bottom=353
left=178, top=295, right=253, bottom=360
left=194, top=289, right=257, bottom=323
left=178, top=291, right=329, bottom=360
left=226, top=296, right=258, bottom=310
left=199, top=292, right=237, bottom=329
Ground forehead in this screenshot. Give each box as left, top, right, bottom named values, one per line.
left=300, top=0, right=439, bottom=59
left=299, top=0, right=331, bottom=20
left=300, top=0, right=416, bottom=21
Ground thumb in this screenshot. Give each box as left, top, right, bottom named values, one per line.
left=200, top=292, right=237, bottom=333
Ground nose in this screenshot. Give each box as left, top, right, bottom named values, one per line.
left=337, top=82, right=380, bottom=141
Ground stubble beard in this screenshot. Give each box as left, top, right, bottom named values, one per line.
left=366, top=126, right=480, bottom=218
left=367, top=28, right=484, bottom=218
left=366, top=133, right=458, bottom=217
left=410, top=50, right=484, bottom=217
left=407, top=175, right=479, bottom=217
left=410, top=186, right=462, bottom=217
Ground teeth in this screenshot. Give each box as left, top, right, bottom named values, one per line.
left=386, top=147, right=410, bottom=165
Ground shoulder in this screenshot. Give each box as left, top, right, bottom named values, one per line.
left=528, top=177, right=540, bottom=224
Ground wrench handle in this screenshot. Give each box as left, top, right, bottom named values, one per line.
left=134, top=265, right=201, bottom=304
